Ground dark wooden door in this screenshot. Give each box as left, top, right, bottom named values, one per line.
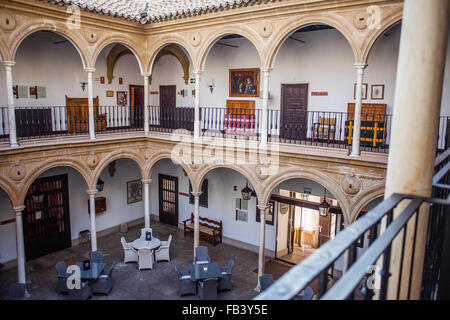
left=318, top=212, right=332, bottom=246
left=23, top=174, right=71, bottom=261
left=130, top=85, right=144, bottom=129
left=280, top=84, right=308, bottom=141
left=160, top=85, right=176, bottom=129
left=159, top=174, right=178, bottom=226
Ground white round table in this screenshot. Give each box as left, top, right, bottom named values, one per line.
left=131, top=237, right=161, bottom=250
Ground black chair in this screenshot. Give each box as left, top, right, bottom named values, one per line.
left=92, top=265, right=113, bottom=295
left=5, top=282, right=29, bottom=300
left=90, top=250, right=103, bottom=264
left=55, top=261, right=70, bottom=294
left=199, top=278, right=218, bottom=300
left=67, top=280, right=92, bottom=300
left=218, top=259, right=235, bottom=291
left=259, top=274, right=274, bottom=292
left=194, top=246, right=211, bottom=264
left=175, top=264, right=196, bottom=296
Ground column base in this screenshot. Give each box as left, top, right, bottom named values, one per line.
left=254, top=285, right=262, bottom=293
left=349, top=153, right=361, bottom=158
left=89, top=137, right=97, bottom=141
left=9, top=143, right=19, bottom=148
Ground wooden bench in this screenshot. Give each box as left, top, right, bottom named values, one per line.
left=183, top=213, right=222, bottom=246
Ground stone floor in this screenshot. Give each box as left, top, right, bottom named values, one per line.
left=279, top=244, right=316, bottom=265
left=0, top=221, right=261, bottom=300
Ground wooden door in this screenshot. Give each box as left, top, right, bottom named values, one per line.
left=280, top=84, right=308, bottom=140
left=158, top=174, right=178, bottom=226
left=287, top=204, right=295, bottom=255
left=130, top=85, right=144, bottom=129
left=318, top=213, right=332, bottom=246
left=23, top=174, right=71, bottom=261
left=160, top=85, right=176, bottom=128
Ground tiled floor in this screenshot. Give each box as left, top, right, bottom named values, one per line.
left=279, top=244, right=316, bottom=265
left=0, top=221, right=261, bottom=300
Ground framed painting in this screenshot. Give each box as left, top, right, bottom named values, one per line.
left=117, top=91, right=127, bottom=106
left=229, top=68, right=260, bottom=97
left=127, top=180, right=142, bottom=204
left=256, top=200, right=275, bottom=225
left=354, top=83, right=368, bottom=100
left=106, top=90, right=114, bottom=97
left=371, top=84, right=385, bottom=100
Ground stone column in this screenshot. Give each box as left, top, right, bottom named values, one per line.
left=142, top=179, right=152, bottom=228
left=191, top=191, right=203, bottom=251
left=13, top=205, right=26, bottom=284
left=256, top=204, right=268, bottom=291
left=193, top=70, right=202, bottom=141
left=85, top=68, right=96, bottom=140
left=350, top=64, right=367, bottom=157
left=260, top=67, right=272, bottom=149
left=3, top=62, right=18, bottom=147
left=87, top=189, right=98, bottom=251
left=384, top=0, right=449, bottom=300
left=142, top=73, right=150, bottom=135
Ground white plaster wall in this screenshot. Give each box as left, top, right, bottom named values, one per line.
left=0, top=159, right=144, bottom=263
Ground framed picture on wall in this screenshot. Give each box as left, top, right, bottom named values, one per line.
left=371, top=84, right=385, bottom=100
left=354, top=83, right=368, bottom=100
left=256, top=200, right=275, bottom=225
left=117, top=91, right=127, bottom=106
left=106, top=90, right=114, bottom=97
left=127, top=180, right=142, bottom=204
left=229, top=68, right=260, bottom=97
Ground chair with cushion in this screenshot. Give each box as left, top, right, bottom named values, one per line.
left=5, top=283, right=29, bottom=300
left=67, top=281, right=92, bottom=300
left=90, top=250, right=103, bottom=264
left=174, top=264, right=196, bottom=296
left=155, top=234, right=172, bottom=262
left=259, top=274, right=274, bottom=292
left=194, top=246, right=211, bottom=264
left=218, top=259, right=235, bottom=291
left=55, top=261, right=70, bottom=294
left=141, top=228, right=153, bottom=238
left=121, top=236, right=138, bottom=264
left=92, top=265, right=113, bottom=295
left=199, top=278, right=218, bottom=300
left=138, top=248, right=153, bottom=270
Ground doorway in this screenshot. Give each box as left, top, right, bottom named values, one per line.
left=23, top=174, right=71, bottom=261
left=280, top=83, right=308, bottom=141
left=129, top=85, right=144, bottom=129
left=160, top=85, right=176, bottom=129
left=158, top=174, right=179, bottom=226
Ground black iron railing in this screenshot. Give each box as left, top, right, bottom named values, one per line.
left=149, top=105, right=194, bottom=134
left=255, top=149, right=450, bottom=300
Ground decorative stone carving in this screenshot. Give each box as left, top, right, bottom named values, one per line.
left=190, top=32, right=201, bottom=47
left=143, top=149, right=152, bottom=160
left=341, top=174, right=362, bottom=195
left=255, top=163, right=270, bottom=180
left=86, top=30, right=98, bottom=43
left=259, top=21, right=273, bottom=38
left=353, top=11, right=369, bottom=30
left=86, top=153, right=99, bottom=169
left=0, top=12, right=16, bottom=31
left=9, top=164, right=26, bottom=182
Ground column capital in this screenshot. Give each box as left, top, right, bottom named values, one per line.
left=141, top=179, right=152, bottom=184
left=84, top=67, right=96, bottom=73
left=261, top=67, right=273, bottom=73
left=86, top=189, right=98, bottom=196
left=13, top=205, right=26, bottom=215
left=354, top=63, right=367, bottom=70
left=2, top=61, right=15, bottom=67
left=257, top=204, right=268, bottom=211
left=191, top=191, right=203, bottom=197
left=141, top=72, right=151, bottom=77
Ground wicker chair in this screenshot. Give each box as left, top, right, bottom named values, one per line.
left=5, top=282, right=29, bottom=300
left=174, top=264, right=196, bottom=296
left=194, top=246, right=211, bottom=264
left=300, top=286, right=314, bottom=300
left=218, top=259, right=235, bottom=291
left=121, top=236, right=138, bottom=264
left=55, top=261, right=70, bottom=294
left=90, top=250, right=103, bottom=263
left=67, top=281, right=92, bottom=300
left=259, top=274, right=274, bottom=292
left=138, top=248, right=153, bottom=270
left=155, top=234, right=172, bottom=262
left=92, top=265, right=113, bottom=295
left=199, top=278, right=218, bottom=300
left=140, top=228, right=153, bottom=238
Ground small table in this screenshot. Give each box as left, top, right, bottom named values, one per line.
left=131, top=237, right=161, bottom=250
left=75, top=262, right=106, bottom=280
left=189, top=262, right=222, bottom=281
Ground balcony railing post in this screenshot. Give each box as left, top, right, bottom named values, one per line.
left=3, top=61, right=19, bottom=147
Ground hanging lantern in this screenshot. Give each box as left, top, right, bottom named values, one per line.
left=32, top=189, right=44, bottom=204
left=318, top=188, right=330, bottom=217
left=96, top=179, right=105, bottom=192
left=241, top=181, right=253, bottom=201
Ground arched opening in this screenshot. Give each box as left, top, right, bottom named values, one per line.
left=0, top=187, right=15, bottom=270
left=148, top=43, right=195, bottom=133
left=199, top=34, right=262, bottom=139
left=93, top=42, right=145, bottom=133
left=269, top=24, right=355, bottom=145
